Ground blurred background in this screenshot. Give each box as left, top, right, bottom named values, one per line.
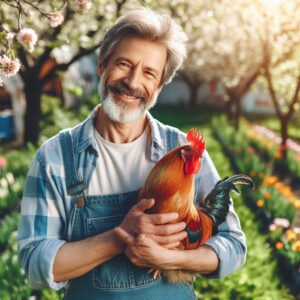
left=0, top=0, right=299, bottom=299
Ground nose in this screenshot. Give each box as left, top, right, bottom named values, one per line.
left=124, top=67, right=141, bottom=91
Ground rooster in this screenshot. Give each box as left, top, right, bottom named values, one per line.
left=137, top=128, right=254, bottom=283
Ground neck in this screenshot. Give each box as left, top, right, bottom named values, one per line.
left=94, top=106, right=148, bottom=143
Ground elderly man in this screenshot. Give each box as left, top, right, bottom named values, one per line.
left=18, top=8, right=246, bottom=300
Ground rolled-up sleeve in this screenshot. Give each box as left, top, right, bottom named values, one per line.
left=17, top=149, right=68, bottom=290
left=204, top=214, right=246, bottom=278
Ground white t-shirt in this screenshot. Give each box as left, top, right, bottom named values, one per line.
left=88, top=125, right=155, bottom=195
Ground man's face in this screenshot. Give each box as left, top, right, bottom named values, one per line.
left=98, top=36, right=167, bottom=123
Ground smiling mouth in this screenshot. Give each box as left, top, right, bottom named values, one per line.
left=108, top=84, right=146, bottom=102
left=118, top=91, right=139, bottom=100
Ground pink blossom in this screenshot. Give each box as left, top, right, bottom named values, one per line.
left=17, top=28, right=38, bottom=53
left=48, top=12, right=64, bottom=28
left=75, top=0, right=92, bottom=10
left=0, top=55, right=21, bottom=77
left=0, top=76, right=3, bottom=87
left=5, top=32, right=15, bottom=48
left=0, top=157, right=7, bottom=169
left=273, top=218, right=290, bottom=228
left=268, top=223, right=278, bottom=232
left=293, top=227, right=300, bottom=235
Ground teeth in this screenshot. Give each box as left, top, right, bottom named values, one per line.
left=121, top=92, right=137, bottom=99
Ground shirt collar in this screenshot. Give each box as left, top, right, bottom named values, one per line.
left=146, top=111, right=164, bottom=152
left=77, top=105, right=99, bottom=153
left=77, top=106, right=165, bottom=157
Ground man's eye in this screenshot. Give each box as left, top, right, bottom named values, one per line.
left=119, top=62, right=130, bottom=67
left=146, top=71, right=156, bottom=79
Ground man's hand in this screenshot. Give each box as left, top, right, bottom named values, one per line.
left=114, top=226, right=177, bottom=269
left=114, top=226, right=219, bottom=274
left=119, top=198, right=187, bottom=248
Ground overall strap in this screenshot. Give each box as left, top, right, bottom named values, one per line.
left=165, top=126, right=179, bottom=153
left=59, top=130, right=86, bottom=197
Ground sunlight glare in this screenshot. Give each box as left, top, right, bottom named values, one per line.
left=262, top=0, right=282, bottom=4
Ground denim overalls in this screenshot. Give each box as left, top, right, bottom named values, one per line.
left=59, top=129, right=197, bottom=300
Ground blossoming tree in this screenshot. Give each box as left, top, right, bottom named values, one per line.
left=0, top=0, right=129, bottom=144
left=259, top=0, right=300, bottom=159
left=184, top=0, right=265, bottom=128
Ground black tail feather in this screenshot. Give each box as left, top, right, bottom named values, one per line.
left=200, top=174, right=254, bottom=228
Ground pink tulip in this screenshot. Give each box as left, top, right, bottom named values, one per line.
left=0, top=157, right=7, bottom=169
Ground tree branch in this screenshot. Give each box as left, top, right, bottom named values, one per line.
left=265, top=64, right=283, bottom=119
left=17, top=46, right=30, bottom=69
left=286, top=71, right=300, bottom=120
left=34, top=5, right=74, bottom=73
left=116, top=0, right=127, bottom=18
left=239, top=68, right=261, bottom=96
left=40, top=42, right=102, bottom=86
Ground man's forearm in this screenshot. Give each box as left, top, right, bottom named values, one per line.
left=168, top=245, right=219, bottom=274
left=53, top=229, right=124, bottom=282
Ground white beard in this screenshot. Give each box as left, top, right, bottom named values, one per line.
left=98, top=79, right=158, bottom=124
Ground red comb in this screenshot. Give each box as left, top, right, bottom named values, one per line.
left=187, top=128, right=205, bottom=156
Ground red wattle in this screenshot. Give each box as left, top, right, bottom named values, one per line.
left=185, top=160, right=194, bottom=175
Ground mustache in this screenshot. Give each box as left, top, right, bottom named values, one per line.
left=107, top=81, right=147, bottom=102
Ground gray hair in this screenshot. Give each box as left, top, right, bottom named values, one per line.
left=99, top=8, right=187, bottom=85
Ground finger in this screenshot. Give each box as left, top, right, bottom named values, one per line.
left=136, top=233, right=157, bottom=247
left=162, top=241, right=181, bottom=249
left=148, top=212, right=179, bottom=225
left=152, top=230, right=187, bottom=244
left=114, top=227, right=135, bottom=246
left=149, top=221, right=186, bottom=236
left=135, top=198, right=155, bottom=212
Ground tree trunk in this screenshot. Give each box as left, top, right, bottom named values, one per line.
left=233, top=95, right=241, bottom=130
left=225, top=98, right=233, bottom=124
left=177, top=72, right=200, bottom=107
left=279, top=116, right=289, bottom=160
left=189, top=82, right=199, bottom=107
left=24, top=71, right=42, bottom=145
left=226, top=91, right=242, bottom=130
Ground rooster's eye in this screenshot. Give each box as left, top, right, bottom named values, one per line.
left=184, top=148, right=193, bottom=154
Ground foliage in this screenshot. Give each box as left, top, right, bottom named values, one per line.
left=40, top=94, right=82, bottom=140
left=0, top=0, right=136, bottom=144
left=0, top=106, right=296, bottom=299
left=40, top=91, right=100, bottom=140
left=212, top=115, right=299, bottom=294
left=212, top=116, right=298, bottom=221
left=3, top=143, right=37, bottom=177
left=243, top=120, right=300, bottom=185
left=246, top=115, right=300, bottom=142
left=0, top=231, right=32, bottom=300
left=155, top=108, right=294, bottom=299
left=0, top=211, right=19, bottom=250
left=0, top=167, right=24, bottom=212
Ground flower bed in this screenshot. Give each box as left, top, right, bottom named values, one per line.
left=0, top=159, right=24, bottom=216
left=244, top=121, right=300, bottom=186
left=212, top=116, right=300, bottom=294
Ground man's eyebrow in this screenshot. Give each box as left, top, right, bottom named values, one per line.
left=115, top=57, right=132, bottom=63
left=115, top=56, right=160, bottom=76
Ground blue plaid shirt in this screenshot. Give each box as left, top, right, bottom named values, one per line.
left=17, top=106, right=246, bottom=290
